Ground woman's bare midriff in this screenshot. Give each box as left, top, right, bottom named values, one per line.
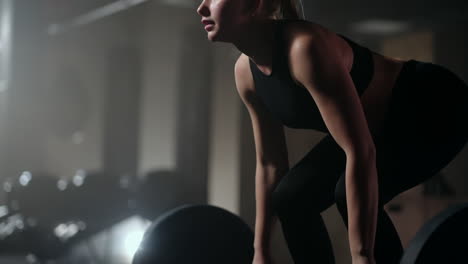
left=329, top=23, right=405, bottom=143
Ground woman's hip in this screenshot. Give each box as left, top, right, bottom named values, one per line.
left=375, top=60, right=468, bottom=202
left=381, top=59, right=468, bottom=148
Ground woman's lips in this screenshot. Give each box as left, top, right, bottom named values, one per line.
left=204, top=24, right=214, bottom=31
left=201, top=19, right=214, bottom=31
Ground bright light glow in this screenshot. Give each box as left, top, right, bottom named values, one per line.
left=350, top=19, right=410, bottom=35
left=113, top=216, right=151, bottom=262
left=47, top=0, right=150, bottom=35
left=54, top=221, right=85, bottom=241
left=57, top=179, right=68, bottom=191
left=0, top=214, right=22, bottom=238
left=73, top=170, right=86, bottom=186
left=124, top=229, right=146, bottom=260
left=0, top=206, right=8, bottom=218
left=19, top=171, right=32, bottom=186
left=0, top=0, right=13, bottom=92
left=15, top=218, right=24, bottom=229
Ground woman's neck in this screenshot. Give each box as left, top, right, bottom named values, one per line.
left=232, top=18, right=277, bottom=67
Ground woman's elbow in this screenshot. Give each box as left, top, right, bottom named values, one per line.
left=345, top=143, right=376, bottom=163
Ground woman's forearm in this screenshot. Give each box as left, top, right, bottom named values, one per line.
left=253, top=164, right=288, bottom=252
left=346, top=153, right=379, bottom=259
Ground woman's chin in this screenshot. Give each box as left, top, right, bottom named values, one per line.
left=207, top=32, right=231, bottom=43
left=207, top=31, right=218, bottom=41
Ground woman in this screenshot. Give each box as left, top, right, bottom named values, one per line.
left=196, top=0, right=468, bottom=264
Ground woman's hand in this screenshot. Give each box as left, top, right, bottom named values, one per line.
left=252, top=249, right=275, bottom=264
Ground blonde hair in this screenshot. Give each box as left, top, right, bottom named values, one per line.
left=264, top=0, right=305, bottom=20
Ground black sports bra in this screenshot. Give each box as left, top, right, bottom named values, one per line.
left=249, top=19, right=374, bottom=132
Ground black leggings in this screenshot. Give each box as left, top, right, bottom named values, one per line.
left=271, top=59, right=468, bottom=264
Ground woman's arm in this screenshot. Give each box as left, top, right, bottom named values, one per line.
left=234, top=55, right=290, bottom=254
left=289, top=32, right=378, bottom=262
left=254, top=165, right=288, bottom=252
left=345, top=150, right=379, bottom=260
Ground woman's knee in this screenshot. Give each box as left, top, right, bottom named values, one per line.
left=272, top=169, right=334, bottom=215
left=271, top=171, right=297, bottom=215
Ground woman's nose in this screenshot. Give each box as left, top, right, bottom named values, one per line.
left=197, top=0, right=209, bottom=16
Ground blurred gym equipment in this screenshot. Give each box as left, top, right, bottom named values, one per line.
left=1, top=169, right=466, bottom=263
left=0, top=169, right=182, bottom=262
left=132, top=204, right=254, bottom=264
left=131, top=202, right=468, bottom=264
left=400, top=202, right=468, bottom=264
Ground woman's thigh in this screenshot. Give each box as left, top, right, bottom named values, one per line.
left=376, top=59, right=468, bottom=204
left=273, top=134, right=347, bottom=213
left=275, top=60, right=468, bottom=212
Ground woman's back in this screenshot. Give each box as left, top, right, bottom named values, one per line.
left=242, top=19, right=406, bottom=140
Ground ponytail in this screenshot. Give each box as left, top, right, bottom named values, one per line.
left=261, top=0, right=305, bottom=20
left=266, top=0, right=304, bottom=20
left=280, top=0, right=302, bottom=19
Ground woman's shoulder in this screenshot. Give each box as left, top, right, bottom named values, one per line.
left=234, top=53, right=251, bottom=77
left=278, top=19, right=330, bottom=39
left=278, top=20, right=354, bottom=84
left=279, top=19, right=351, bottom=66
left=234, top=53, right=255, bottom=93
left=278, top=19, right=339, bottom=56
